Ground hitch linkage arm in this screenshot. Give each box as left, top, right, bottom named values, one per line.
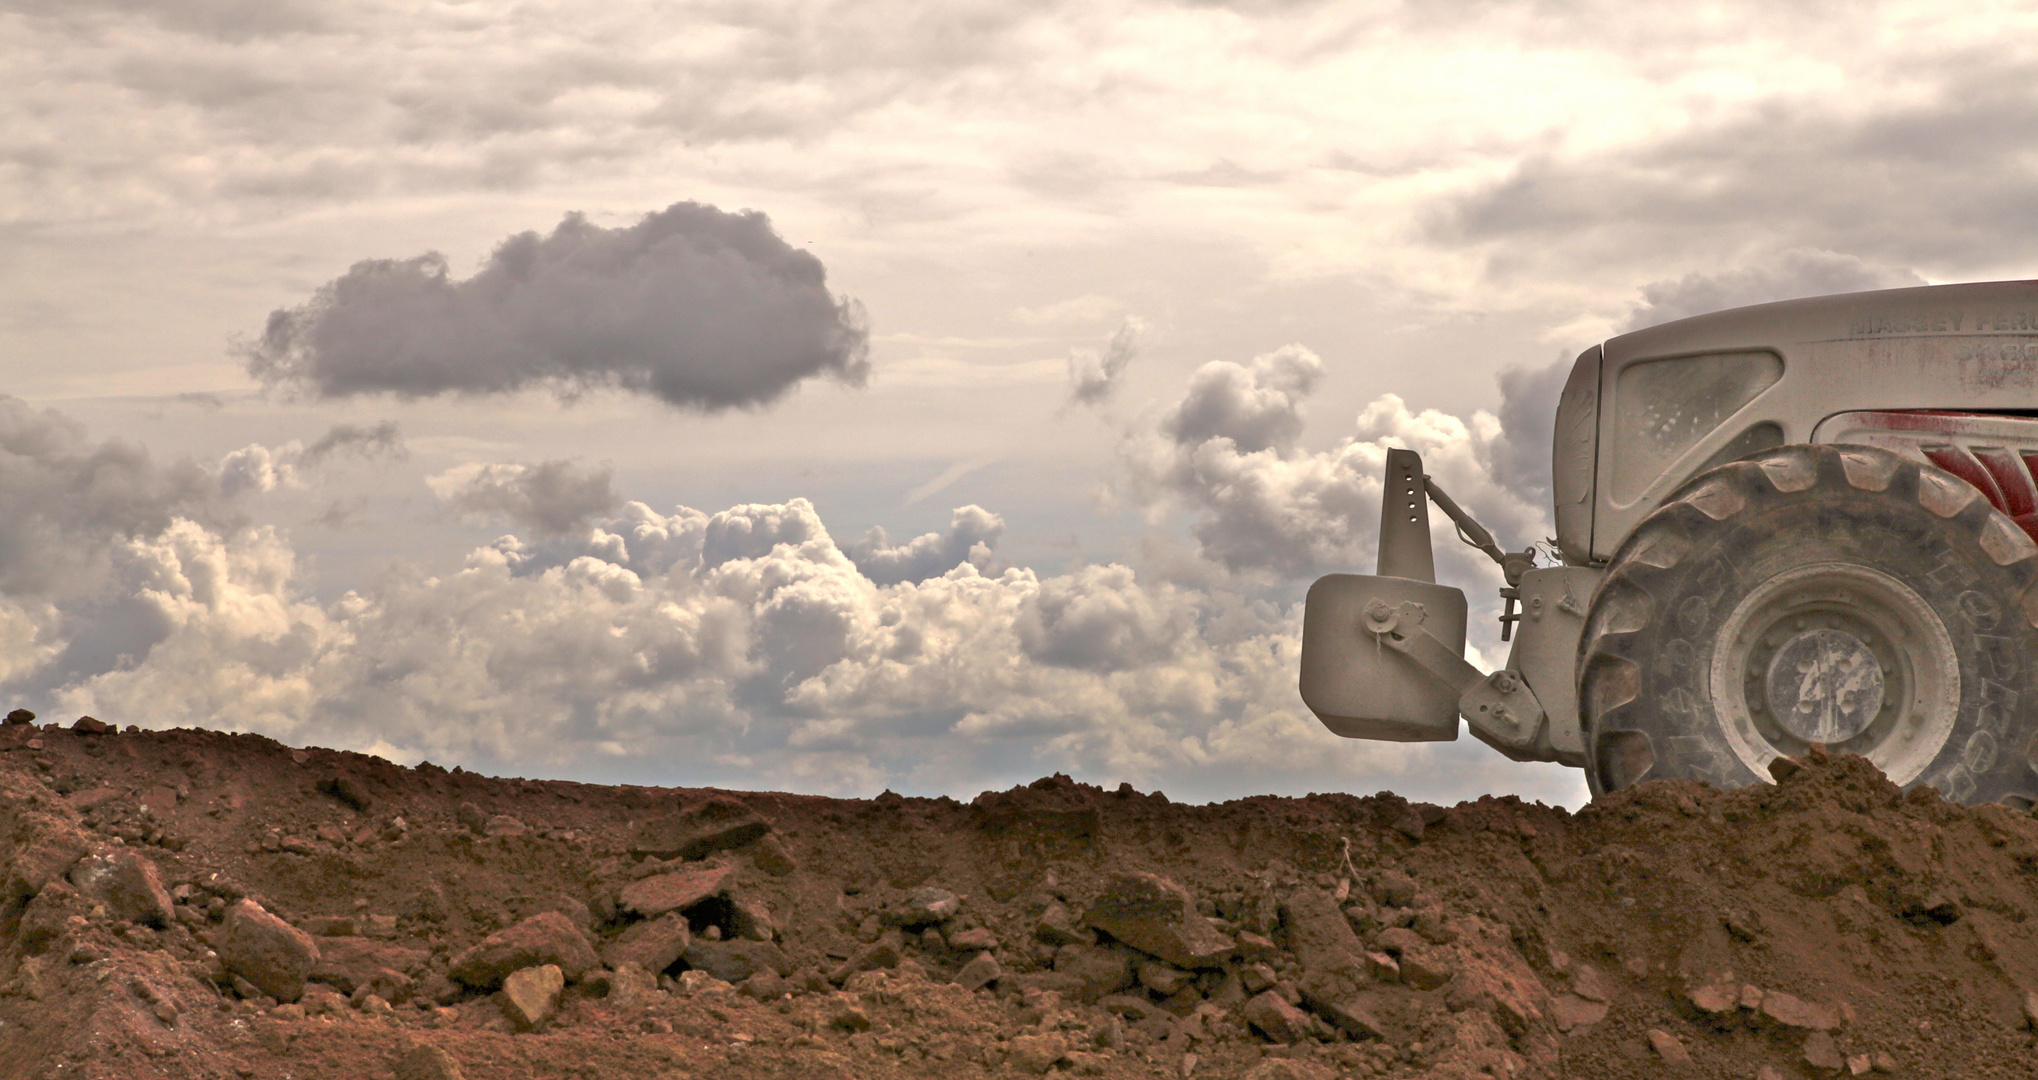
left=1420, top=475, right=1538, bottom=640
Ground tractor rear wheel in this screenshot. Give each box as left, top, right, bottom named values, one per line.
left=1579, top=443, right=2038, bottom=806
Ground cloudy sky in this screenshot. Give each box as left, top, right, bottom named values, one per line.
left=2, top=0, right=2025, bottom=807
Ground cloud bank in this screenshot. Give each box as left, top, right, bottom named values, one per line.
left=243, top=203, right=871, bottom=410
left=0, top=347, right=1585, bottom=806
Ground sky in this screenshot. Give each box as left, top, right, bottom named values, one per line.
left=3, top=0, right=2031, bottom=808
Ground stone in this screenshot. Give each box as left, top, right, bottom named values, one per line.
left=677, top=969, right=733, bottom=994
left=393, top=1044, right=465, bottom=1080
left=1761, top=990, right=1842, bottom=1031
left=66, top=849, right=174, bottom=928
left=1757, top=1068, right=1785, bottom=1080
left=628, top=796, right=770, bottom=860
left=4, top=709, right=33, bottom=725
left=359, top=993, right=394, bottom=1016
left=1055, top=942, right=1136, bottom=1002
left=317, top=775, right=373, bottom=812
left=217, top=900, right=321, bottom=1003
left=312, top=938, right=430, bottom=994
left=744, top=833, right=798, bottom=876
left=828, top=940, right=900, bottom=984
left=1373, top=926, right=1424, bottom=956
left=1803, top=1031, right=1845, bottom=1074
left=1398, top=947, right=1456, bottom=990
left=1570, top=963, right=1614, bottom=1003
left=830, top=1003, right=872, bottom=1032
left=947, top=926, right=998, bottom=952
left=954, top=950, right=1002, bottom=991
left=4, top=829, right=88, bottom=901
left=455, top=803, right=488, bottom=834
left=1279, top=888, right=1366, bottom=977
left=1035, top=901, right=1093, bottom=946
left=1847, top=1054, right=1873, bottom=1076
left=303, top=989, right=348, bottom=1016
left=1009, top=1033, right=1067, bottom=1074
left=1242, top=989, right=1312, bottom=1043
left=1099, top=993, right=1167, bottom=1026
left=681, top=938, right=790, bottom=984
left=71, top=715, right=111, bottom=734
left=604, top=962, right=657, bottom=1005
left=1647, top=1029, right=1692, bottom=1065
left=18, top=882, right=83, bottom=955
left=139, top=778, right=179, bottom=811
left=1083, top=872, right=1233, bottom=969
left=351, top=967, right=415, bottom=1005
left=482, top=815, right=527, bottom=838
left=1369, top=870, right=1419, bottom=909
left=501, top=964, right=564, bottom=1028
left=885, top=886, right=962, bottom=927
left=1296, top=970, right=1386, bottom=1039
left=1551, top=993, right=1609, bottom=1032
left=1242, top=963, right=1276, bottom=993
left=449, top=912, right=597, bottom=989
left=601, top=913, right=691, bottom=974
left=2022, top=989, right=2038, bottom=1030
left=1413, top=909, right=1458, bottom=944
left=1687, top=981, right=1738, bottom=1014
left=729, top=894, right=776, bottom=941
left=1140, top=961, right=1194, bottom=996
left=1234, top=931, right=1279, bottom=961
left=739, top=970, right=787, bottom=1001
left=66, top=788, right=124, bottom=814
left=1363, top=952, right=1399, bottom=982
left=617, top=863, right=733, bottom=919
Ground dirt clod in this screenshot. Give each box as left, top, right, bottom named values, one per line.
left=217, top=898, right=321, bottom=1002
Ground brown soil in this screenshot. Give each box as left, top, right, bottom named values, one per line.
left=4, top=719, right=2038, bottom=1080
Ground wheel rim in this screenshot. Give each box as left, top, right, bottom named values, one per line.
left=1707, top=562, right=1959, bottom=784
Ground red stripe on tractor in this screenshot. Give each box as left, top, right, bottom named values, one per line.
left=1922, top=445, right=2008, bottom=513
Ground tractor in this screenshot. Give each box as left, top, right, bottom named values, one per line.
left=1299, top=279, right=2038, bottom=805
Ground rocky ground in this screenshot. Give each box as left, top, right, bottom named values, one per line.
left=3, top=714, right=2038, bottom=1079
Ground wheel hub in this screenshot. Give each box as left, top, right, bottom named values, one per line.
left=1764, top=628, right=1884, bottom=744
left=1710, top=561, right=1959, bottom=786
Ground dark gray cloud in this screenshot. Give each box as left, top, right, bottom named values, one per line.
left=1066, top=317, right=1145, bottom=406
left=846, top=505, right=1004, bottom=585
left=432, top=460, right=621, bottom=536
left=0, top=396, right=214, bottom=602
left=1160, top=344, right=1321, bottom=454
left=1434, top=64, right=2038, bottom=279
left=1619, top=250, right=1925, bottom=331
left=299, top=420, right=406, bottom=467
left=244, top=203, right=871, bottom=410
left=1484, top=355, right=1573, bottom=507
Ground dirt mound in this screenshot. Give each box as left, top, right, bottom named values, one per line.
left=4, top=718, right=2038, bottom=1079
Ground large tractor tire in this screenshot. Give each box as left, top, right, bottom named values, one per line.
left=1580, top=443, right=2038, bottom=806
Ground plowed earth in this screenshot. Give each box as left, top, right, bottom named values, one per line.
left=4, top=719, right=2038, bottom=1080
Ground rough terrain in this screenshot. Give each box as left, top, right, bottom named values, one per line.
left=4, top=713, right=2038, bottom=1079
